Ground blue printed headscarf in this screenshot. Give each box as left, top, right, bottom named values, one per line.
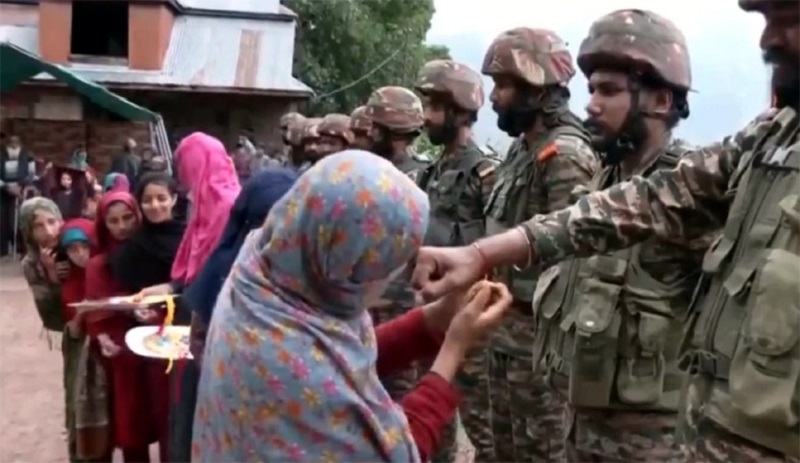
left=192, top=150, right=429, bottom=462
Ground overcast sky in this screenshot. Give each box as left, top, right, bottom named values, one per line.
left=426, top=0, right=770, bottom=151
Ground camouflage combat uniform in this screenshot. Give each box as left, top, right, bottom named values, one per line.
left=529, top=11, right=713, bottom=462
left=317, top=113, right=354, bottom=158
left=415, top=59, right=499, bottom=462
left=521, top=38, right=800, bottom=463
left=481, top=28, right=600, bottom=462
left=280, top=112, right=306, bottom=167
left=364, top=86, right=430, bottom=399
left=349, top=106, right=373, bottom=151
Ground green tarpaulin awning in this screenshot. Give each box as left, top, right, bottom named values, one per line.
left=0, top=42, right=158, bottom=122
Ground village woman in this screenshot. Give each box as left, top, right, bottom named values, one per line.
left=83, top=192, right=165, bottom=462
left=134, top=132, right=240, bottom=462
left=183, top=166, right=298, bottom=364
left=191, top=151, right=512, bottom=462
left=18, top=198, right=77, bottom=457
left=108, top=172, right=186, bottom=459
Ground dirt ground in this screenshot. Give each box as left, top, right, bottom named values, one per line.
left=0, top=259, right=473, bottom=462
left=0, top=260, right=159, bottom=462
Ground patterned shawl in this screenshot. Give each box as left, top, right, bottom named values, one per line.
left=192, top=150, right=429, bottom=462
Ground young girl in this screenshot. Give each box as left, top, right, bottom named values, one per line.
left=59, top=219, right=110, bottom=462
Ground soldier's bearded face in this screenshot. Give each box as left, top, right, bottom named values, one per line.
left=369, top=126, right=393, bottom=158
left=585, top=72, right=632, bottom=149
left=759, top=3, right=800, bottom=108
left=350, top=130, right=371, bottom=150
left=489, top=76, right=538, bottom=136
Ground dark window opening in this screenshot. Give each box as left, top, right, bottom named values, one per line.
left=70, top=1, right=129, bottom=59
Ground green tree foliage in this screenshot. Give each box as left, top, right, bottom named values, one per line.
left=282, top=0, right=451, bottom=115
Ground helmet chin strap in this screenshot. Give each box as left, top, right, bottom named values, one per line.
left=602, top=76, right=664, bottom=166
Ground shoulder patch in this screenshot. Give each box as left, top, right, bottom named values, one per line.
left=536, top=142, right=558, bottom=162
left=477, top=164, right=496, bottom=179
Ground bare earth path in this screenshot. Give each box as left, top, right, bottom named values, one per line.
left=0, top=261, right=159, bottom=462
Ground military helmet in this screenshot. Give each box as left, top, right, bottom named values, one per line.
left=738, top=0, right=792, bottom=11
left=280, top=112, right=305, bottom=130
left=317, top=113, right=354, bottom=145
left=481, top=27, right=575, bottom=87
left=350, top=106, right=372, bottom=132
left=301, top=117, right=323, bottom=142
left=285, top=117, right=308, bottom=146
left=364, top=86, right=424, bottom=133
left=577, top=9, right=692, bottom=91
left=414, top=60, right=485, bottom=111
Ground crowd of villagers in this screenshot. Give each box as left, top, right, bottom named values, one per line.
left=19, top=130, right=512, bottom=462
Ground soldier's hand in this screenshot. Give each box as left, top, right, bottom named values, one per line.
left=412, top=245, right=486, bottom=302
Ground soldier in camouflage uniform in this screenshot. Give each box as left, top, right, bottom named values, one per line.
left=480, top=27, right=599, bottom=462
left=412, top=0, right=800, bottom=461
left=531, top=10, right=717, bottom=462
left=317, top=113, right=353, bottom=158
left=297, top=117, right=323, bottom=174
left=280, top=112, right=306, bottom=167
left=349, top=106, right=372, bottom=150
left=414, top=59, right=498, bottom=462
left=364, top=86, right=430, bottom=182
left=363, top=86, right=430, bottom=400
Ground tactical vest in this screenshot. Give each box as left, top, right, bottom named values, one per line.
left=680, top=107, right=800, bottom=457
left=418, top=142, right=491, bottom=246
left=376, top=150, right=430, bottom=309
left=484, top=124, right=591, bottom=302
left=534, top=143, right=699, bottom=413
left=395, top=151, right=430, bottom=184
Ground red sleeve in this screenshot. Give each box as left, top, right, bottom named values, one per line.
left=401, top=372, right=461, bottom=462
left=375, top=307, right=443, bottom=377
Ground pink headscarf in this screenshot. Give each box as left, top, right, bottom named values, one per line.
left=171, top=132, right=241, bottom=283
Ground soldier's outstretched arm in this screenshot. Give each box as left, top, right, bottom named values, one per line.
left=517, top=119, right=769, bottom=268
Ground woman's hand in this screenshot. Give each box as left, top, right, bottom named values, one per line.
left=97, top=333, right=121, bottom=358
left=421, top=289, right=469, bottom=334
left=132, top=283, right=172, bottom=302
left=444, top=282, right=512, bottom=351
left=429, top=282, right=512, bottom=381
left=133, top=308, right=159, bottom=323
left=39, top=248, right=61, bottom=283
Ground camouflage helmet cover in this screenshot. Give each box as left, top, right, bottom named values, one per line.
left=279, top=112, right=305, bottom=129
left=481, top=27, right=576, bottom=87
left=414, top=60, right=484, bottom=111
left=285, top=117, right=308, bottom=146
left=364, top=86, right=424, bottom=133
left=301, top=117, right=323, bottom=142
left=317, top=113, right=354, bottom=145
left=349, top=106, right=372, bottom=132
left=577, top=9, right=692, bottom=90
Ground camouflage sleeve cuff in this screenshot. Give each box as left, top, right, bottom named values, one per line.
left=521, top=215, right=573, bottom=268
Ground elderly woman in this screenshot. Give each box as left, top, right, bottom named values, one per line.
left=191, top=150, right=511, bottom=462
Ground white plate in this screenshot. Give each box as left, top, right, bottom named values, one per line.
left=125, top=325, right=194, bottom=360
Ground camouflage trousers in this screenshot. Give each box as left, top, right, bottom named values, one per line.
left=684, top=418, right=800, bottom=463
left=564, top=406, right=685, bottom=462
left=489, top=349, right=566, bottom=462
left=370, top=303, right=417, bottom=400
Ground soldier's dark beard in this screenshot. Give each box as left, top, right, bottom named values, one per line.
left=370, top=135, right=393, bottom=159
left=764, top=47, right=800, bottom=110
left=585, top=115, right=648, bottom=166
left=496, top=106, right=538, bottom=137
left=425, top=116, right=459, bottom=146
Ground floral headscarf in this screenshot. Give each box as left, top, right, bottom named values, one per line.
left=192, top=150, right=429, bottom=462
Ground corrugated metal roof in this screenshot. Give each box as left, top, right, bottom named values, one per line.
left=175, top=0, right=282, bottom=15
left=0, top=15, right=311, bottom=95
